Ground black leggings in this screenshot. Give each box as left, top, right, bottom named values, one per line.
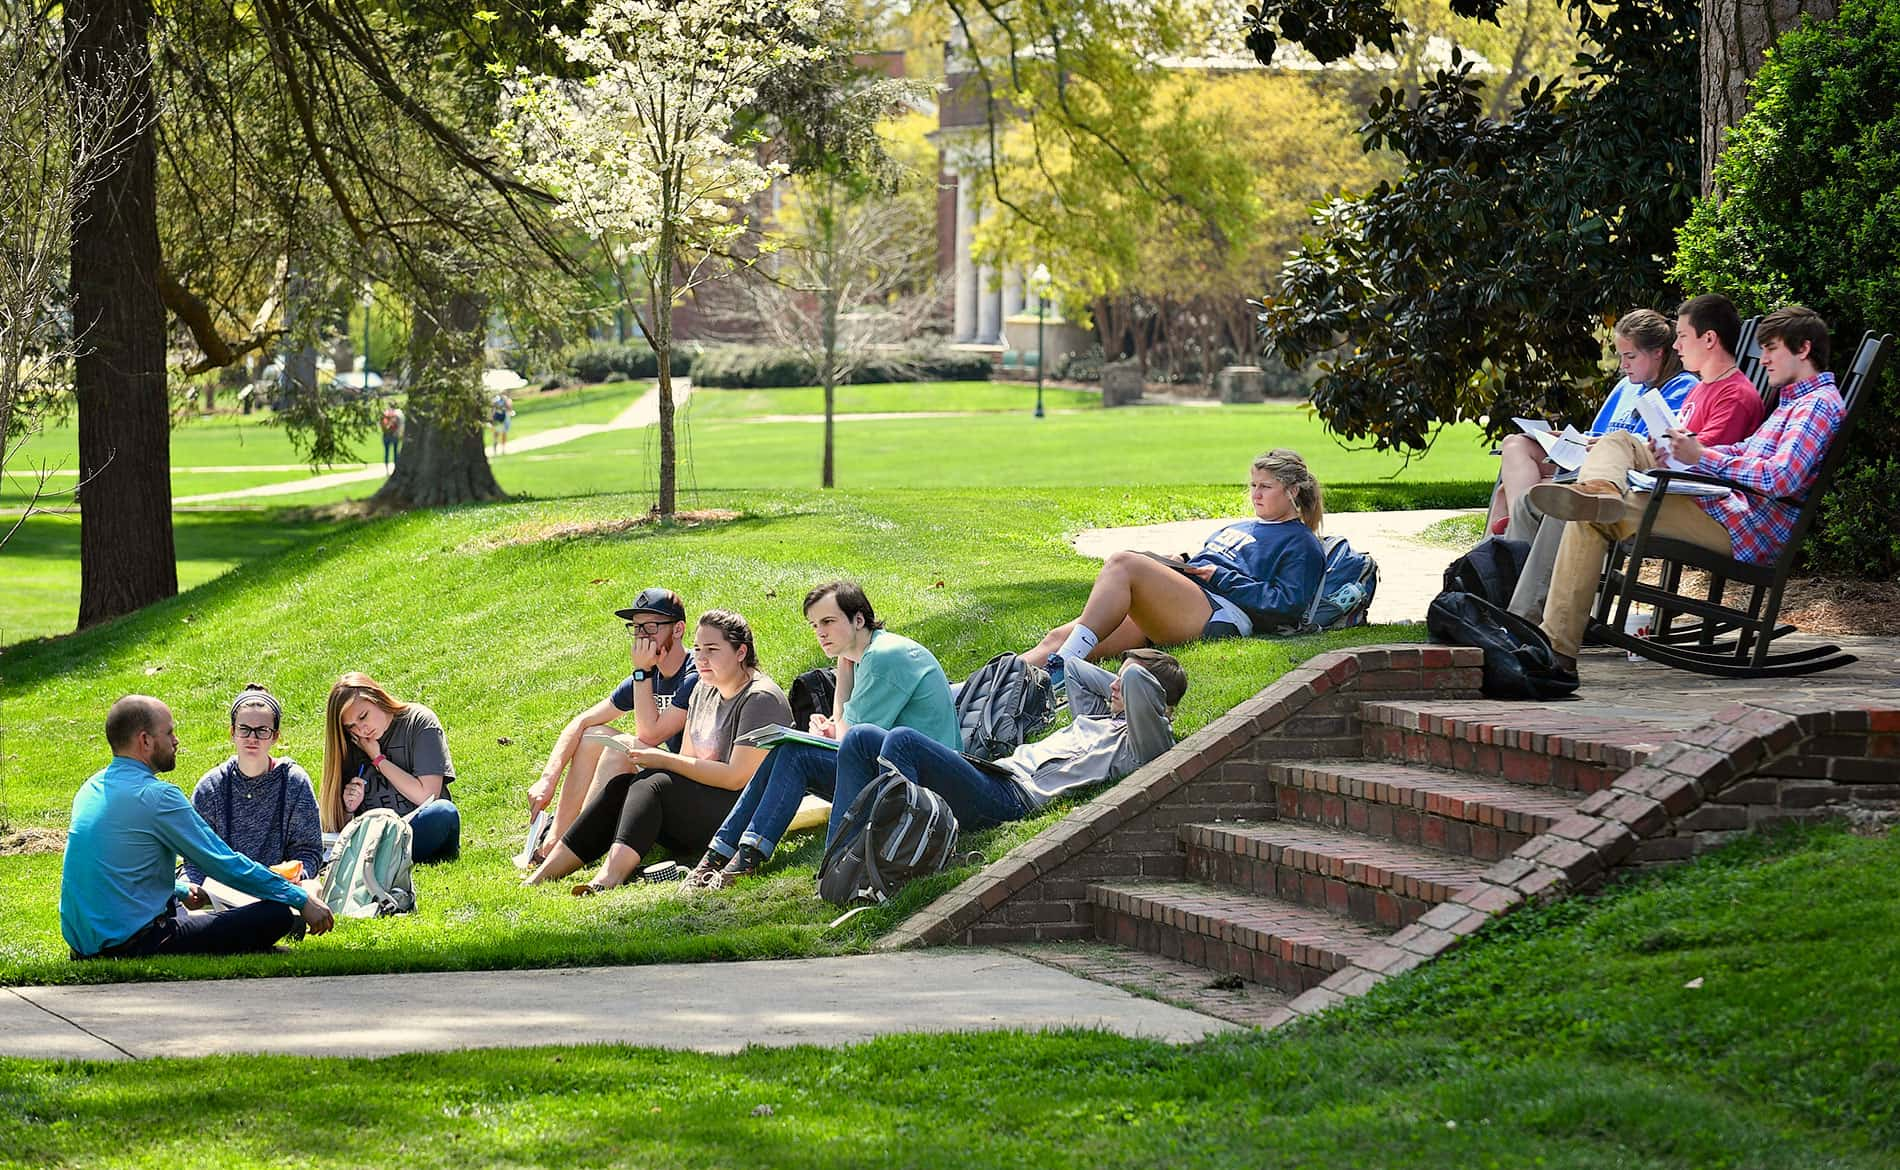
left=561, top=769, right=740, bottom=863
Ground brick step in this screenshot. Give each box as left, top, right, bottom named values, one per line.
left=1002, top=941, right=1293, bottom=1028
left=1266, top=759, right=1582, bottom=861
left=1087, top=879, right=1389, bottom=993
left=1181, top=820, right=1491, bottom=929
left=1359, top=699, right=1687, bottom=793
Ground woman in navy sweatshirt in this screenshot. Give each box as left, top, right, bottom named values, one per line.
left=1024, top=449, right=1326, bottom=668
left=184, top=684, right=324, bottom=886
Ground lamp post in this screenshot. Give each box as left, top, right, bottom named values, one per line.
left=360, top=283, right=374, bottom=394
left=1031, top=263, right=1050, bottom=419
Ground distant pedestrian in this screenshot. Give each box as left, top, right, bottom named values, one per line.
left=380, top=405, right=405, bottom=471
left=490, top=393, right=514, bottom=453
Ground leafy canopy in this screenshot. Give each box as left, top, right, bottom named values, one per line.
left=1255, top=1, right=1696, bottom=451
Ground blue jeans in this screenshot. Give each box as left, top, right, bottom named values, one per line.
left=707, top=743, right=837, bottom=860
left=409, top=801, right=461, bottom=863
left=829, top=727, right=1035, bottom=848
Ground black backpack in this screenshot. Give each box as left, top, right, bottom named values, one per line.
left=1426, top=590, right=1580, bottom=700
left=789, top=667, right=837, bottom=732
left=951, top=652, right=1058, bottom=761
left=817, top=769, right=962, bottom=907
left=1442, top=537, right=1532, bottom=610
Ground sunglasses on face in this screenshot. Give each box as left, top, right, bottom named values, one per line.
left=234, top=724, right=276, bottom=741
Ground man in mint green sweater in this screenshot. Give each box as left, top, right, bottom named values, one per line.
left=60, top=695, right=335, bottom=960
left=693, top=581, right=960, bottom=885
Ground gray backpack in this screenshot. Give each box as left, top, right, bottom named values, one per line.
left=817, top=767, right=961, bottom=906
left=318, top=809, right=416, bottom=917
left=951, top=652, right=1057, bottom=761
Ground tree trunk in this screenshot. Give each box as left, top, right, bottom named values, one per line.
left=370, top=289, right=502, bottom=509
left=820, top=265, right=839, bottom=490
left=1700, top=0, right=1840, bottom=193
left=66, top=0, right=177, bottom=628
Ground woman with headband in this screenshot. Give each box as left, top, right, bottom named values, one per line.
left=183, top=684, right=324, bottom=886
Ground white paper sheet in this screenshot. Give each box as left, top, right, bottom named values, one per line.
left=1635, top=389, right=1693, bottom=469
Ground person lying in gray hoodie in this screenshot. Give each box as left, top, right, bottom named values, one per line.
left=826, top=649, right=1186, bottom=838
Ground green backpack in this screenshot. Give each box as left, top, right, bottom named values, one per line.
left=318, top=809, right=416, bottom=917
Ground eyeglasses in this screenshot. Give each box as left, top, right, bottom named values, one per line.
left=234, top=724, right=277, bottom=740
left=625, top=621, right=670, bottom=637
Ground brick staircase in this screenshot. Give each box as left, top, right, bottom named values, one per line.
left=900, top=644, right=1900, bottom=1027
left=1074, top=698, right=1666, bottom=1000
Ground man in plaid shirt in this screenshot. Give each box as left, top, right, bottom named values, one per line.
left=1529, top=305, right=1843, bottom=670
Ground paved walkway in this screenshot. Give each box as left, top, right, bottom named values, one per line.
left=172, top=381, right=690, bottom=505
left=0, top=950, right=1232, bottom=1061
left=1073, top=510, right=1476, bottom=626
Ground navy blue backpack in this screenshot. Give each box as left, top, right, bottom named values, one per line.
left=1279, top=535, right=1378, bottom=634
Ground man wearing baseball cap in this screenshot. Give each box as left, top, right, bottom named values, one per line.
left=523, top=588, right=698, bottom=861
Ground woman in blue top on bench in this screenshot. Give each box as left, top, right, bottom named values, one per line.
left=1022, top=449, right=1326, bottom=669
left=1484, top=308, right=1697, bottom=534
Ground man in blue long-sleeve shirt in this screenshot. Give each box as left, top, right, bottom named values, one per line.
left=60, top=695, right=336, bottom=960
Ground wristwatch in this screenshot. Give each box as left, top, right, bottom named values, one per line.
left=630, top=668, right=651, bottom=682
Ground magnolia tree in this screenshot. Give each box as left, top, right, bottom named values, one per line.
left=500, top=0, right=826, bottom=517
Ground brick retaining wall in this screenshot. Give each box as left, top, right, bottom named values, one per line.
left=880, top=646, right=1485, bottom=949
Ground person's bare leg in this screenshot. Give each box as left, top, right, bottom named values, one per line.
left=551, top=728, right=616, bottom=841
left=1090, top=616, right=1150, bottom=658
left=1078, top=551, right=1213, bottom=648
left=525, top=842, right=586, bottom=886
left=583, top=843, right=643, bottom=891
left=1024, top=622, right=1075, bottom=667
left=583, top=737, right=636, bottom=807
left=1495, top=435, right=1554, bottom=532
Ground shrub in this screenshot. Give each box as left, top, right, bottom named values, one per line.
left=692, top=344, right=993, bottom=388
left=1673, top=0, right=1900, bottom=575
left=564, top=341, right=696, bottom=384
left=1054, top=345, right=1104, bottom=383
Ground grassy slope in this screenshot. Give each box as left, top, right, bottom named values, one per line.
left=0, top=486, right=1411, bottom=984
left=2, top=391, right=1493, bottom=645
left=2, top=827, right=1894, bottom=1168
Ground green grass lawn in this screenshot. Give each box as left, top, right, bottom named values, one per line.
left=687, top=381, right=1103, bottom=418
left=1, top=380, right=646, bottom=503
left=0, top=485, right=1416, bottom=985
left=3, top=826, right=1893, bottom=1167
left=2, top=389, right=1494, bottom=644
left=231, top=398, right=1497, bottom=508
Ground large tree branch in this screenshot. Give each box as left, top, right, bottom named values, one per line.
left=158, top=263, right=284, bottom=373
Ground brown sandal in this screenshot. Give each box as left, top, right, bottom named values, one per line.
left=571, top=880, right=611, bottom=897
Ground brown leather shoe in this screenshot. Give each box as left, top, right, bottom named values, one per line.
left=1529, top=481, right=1629, bottom=525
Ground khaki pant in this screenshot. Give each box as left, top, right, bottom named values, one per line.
left=1539, top=432, right=1733, bottom=658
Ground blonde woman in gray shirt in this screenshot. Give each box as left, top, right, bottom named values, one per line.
left=825, top=649, right=1185, bottom=842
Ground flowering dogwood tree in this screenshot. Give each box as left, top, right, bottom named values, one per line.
left=500, top=0, right=826, bottom=517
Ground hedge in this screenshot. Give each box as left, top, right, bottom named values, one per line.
left=690, top=345, right=992, bottom=389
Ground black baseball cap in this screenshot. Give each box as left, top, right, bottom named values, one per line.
left=614, top=588, right=687, bottom=624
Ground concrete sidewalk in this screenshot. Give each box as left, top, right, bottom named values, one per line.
left=0, top=950, right=1233, bottom=1061
left=172, top=381, right=691, bottom=505
left=1073, top=509, right=1477, bottom=626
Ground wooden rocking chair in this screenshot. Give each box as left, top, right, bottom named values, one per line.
left=1590, top=330, right=1894, bottom=678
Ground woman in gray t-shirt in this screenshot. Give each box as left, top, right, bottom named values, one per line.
left=321, top=672, right=462, bottom=863
left=525, top=610, right=791, bottom=894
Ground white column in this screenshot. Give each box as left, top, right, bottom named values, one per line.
left=1002, top=267, right=1024, bottom=323
left=953, top=177, right=977, bottom=342
left=977, top=261, right=1002, bottom=343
